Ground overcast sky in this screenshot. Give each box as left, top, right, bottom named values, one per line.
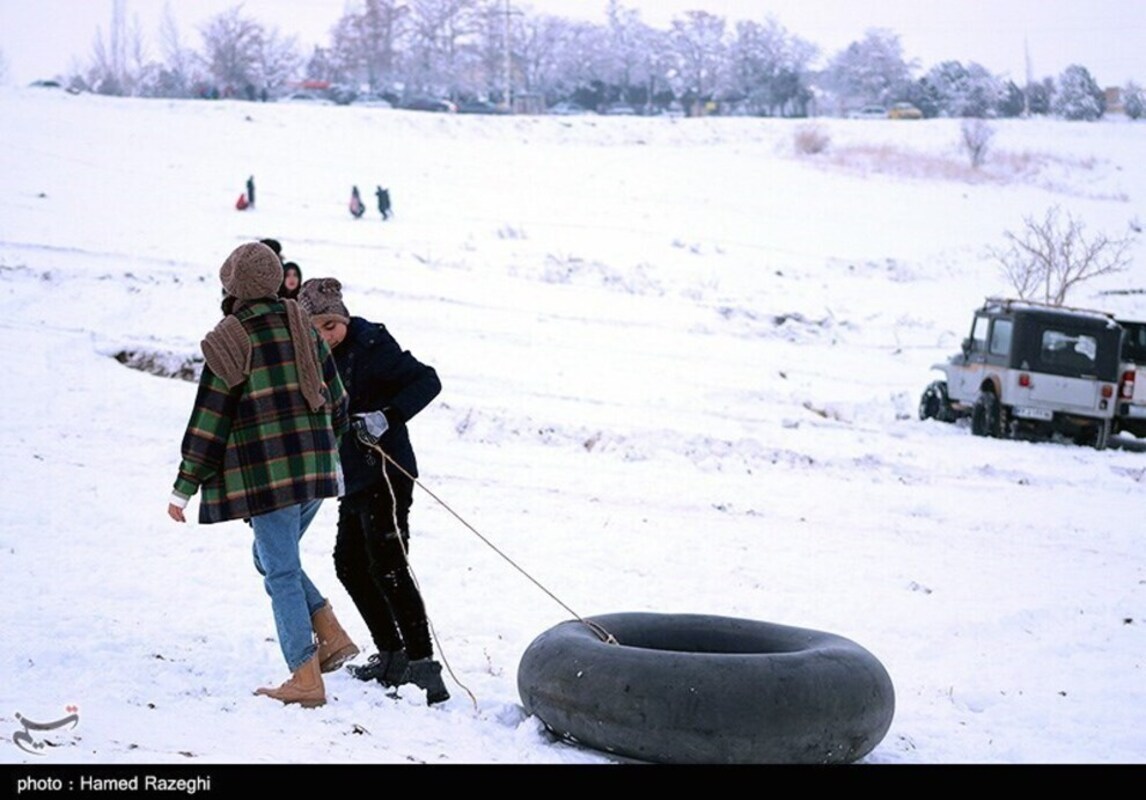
left=1, top=1, right=1142, bottom=88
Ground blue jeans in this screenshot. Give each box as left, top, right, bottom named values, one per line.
left=251, top=499, right=327, bottom=671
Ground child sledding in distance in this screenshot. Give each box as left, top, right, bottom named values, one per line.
left=236, top=176, right=255, bottom=210
left=349, top=186, right=365, bottom=218
left=375, top=186, right=392, bottom=220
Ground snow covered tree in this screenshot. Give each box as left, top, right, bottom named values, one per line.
left=1053, top=64, right=1104, bottom=121
left=641, top=27, right=682, bottom=111
left=996, top=80, right=1026, bottom=118
left=1123, top=82, right=1144, bottom=120
left=1025, top=77, right=1055, bottom=115
left=728, top=17, right=817, bottom=117
left=599, top=1, right=656, bottom=105
left=923, top=60, right=1002, bottom=117
left=544, top=20, right=611, bottom=107
left=822, top=28, right=915, bottom=111
left=667, top=10, right=727, bottom=113
left=902, top=75, right=940, bottom=118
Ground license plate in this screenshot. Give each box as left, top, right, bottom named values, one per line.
left=1013, top=406, right=1054, bottom=421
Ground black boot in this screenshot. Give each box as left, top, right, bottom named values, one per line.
left=348, top=650, right=409, bottom=687
left=406, top=658, right=450, bottom=705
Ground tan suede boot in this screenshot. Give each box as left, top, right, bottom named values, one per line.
left=255, top=653, right=326, bottom=708
left=311, top=601, right=360, bottom=673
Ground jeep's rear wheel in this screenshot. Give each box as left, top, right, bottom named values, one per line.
left=971, top=390, right=1001, bottom=437
left=1092, top=419, right=1111, bottom=451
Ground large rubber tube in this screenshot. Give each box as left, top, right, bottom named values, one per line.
left=517, top=612, right=895, bottom=764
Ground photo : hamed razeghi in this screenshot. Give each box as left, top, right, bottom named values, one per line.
left=15, top=774, right=211, bottom=794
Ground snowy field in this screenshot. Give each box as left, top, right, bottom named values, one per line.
left=0, top=87, right=1143, bottom=767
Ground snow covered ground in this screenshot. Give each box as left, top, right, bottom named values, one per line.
left=0, top=87, right=1144, bottom=766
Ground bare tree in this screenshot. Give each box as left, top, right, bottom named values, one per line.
left=158, top=2, right=197, bottom=94
left=514, top=13, right=573, bottom=98
left=405, top=0, right=481, bottom=97
left=990, top=206, right=1136, bottom=305
left=199, top=7, right=266, bottom=92
left=328, top=0, right=410, bottom=91
left=960, top=118, right=995, bottom=168
left=260, top=34, right=302, bottom=93
left=84, top=0, right=146, bottom=95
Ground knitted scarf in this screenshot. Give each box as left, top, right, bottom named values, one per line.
left=201, top=298, right=326, bottom=412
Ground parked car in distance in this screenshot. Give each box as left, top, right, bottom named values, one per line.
left=603, top=102, right=638, bottom=116
left=284, top=91, right=332, bottom=105
left=888, top=102, right=923, bottom=119
left=548, top=101, right=592, bottom=115
left=353, top=92, right=393, bottom=108
left=919, top=297, right=1122, bottom=449
left=456, top=99, right=506, bottom=115
left=848, top=105, right=888, bottom=120
left=401, top=96, right=457, bottom=113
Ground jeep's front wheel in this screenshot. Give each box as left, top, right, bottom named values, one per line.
left=971, top=390, right=1001, bottom=437
left=919, top=380, right=953, bottom=422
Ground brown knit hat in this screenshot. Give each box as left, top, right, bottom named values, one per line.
left=220, top=242, right=283, bottom=301
left=298, top=277, right=350, bottom=325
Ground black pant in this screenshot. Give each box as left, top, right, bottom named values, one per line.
left=334, top=470, right=432, bottom=660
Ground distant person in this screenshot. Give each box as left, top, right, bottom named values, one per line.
left=247, top=176, right=256, bottom=209
left=260, top=238, right=283, bottom=262
left=349, top=186, right=365, bottom=219
left=375, top=186, right=392, bottom=220
left=279, top=262, right=303, bottom=300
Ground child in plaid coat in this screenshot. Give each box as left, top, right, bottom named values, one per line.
left=168, top=241, right=357, bottom=708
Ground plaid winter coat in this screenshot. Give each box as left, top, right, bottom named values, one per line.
left=173, top=300, right=350, bottom=524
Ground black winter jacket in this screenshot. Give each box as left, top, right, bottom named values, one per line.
left=334, top=316, right=441, bottom=498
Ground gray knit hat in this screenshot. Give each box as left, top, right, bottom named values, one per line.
left=220, top=242, right=283, bottom=301
left=298, top=277, right=350, bottom=325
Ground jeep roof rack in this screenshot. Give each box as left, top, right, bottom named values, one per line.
left=981, top=296, right=1117, bottom=323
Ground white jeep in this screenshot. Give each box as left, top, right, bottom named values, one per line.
left=919, top=297, right=1122, bottom=449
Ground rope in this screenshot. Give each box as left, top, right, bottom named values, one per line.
left=364, top=440, right=618, bottom=648
left=376, top=450, right=477, bottom=709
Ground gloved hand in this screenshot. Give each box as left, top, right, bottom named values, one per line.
left=352, top=411, right=389, bottom=446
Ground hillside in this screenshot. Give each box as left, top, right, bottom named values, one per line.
left=1, top=87, right=1144, bottom=766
